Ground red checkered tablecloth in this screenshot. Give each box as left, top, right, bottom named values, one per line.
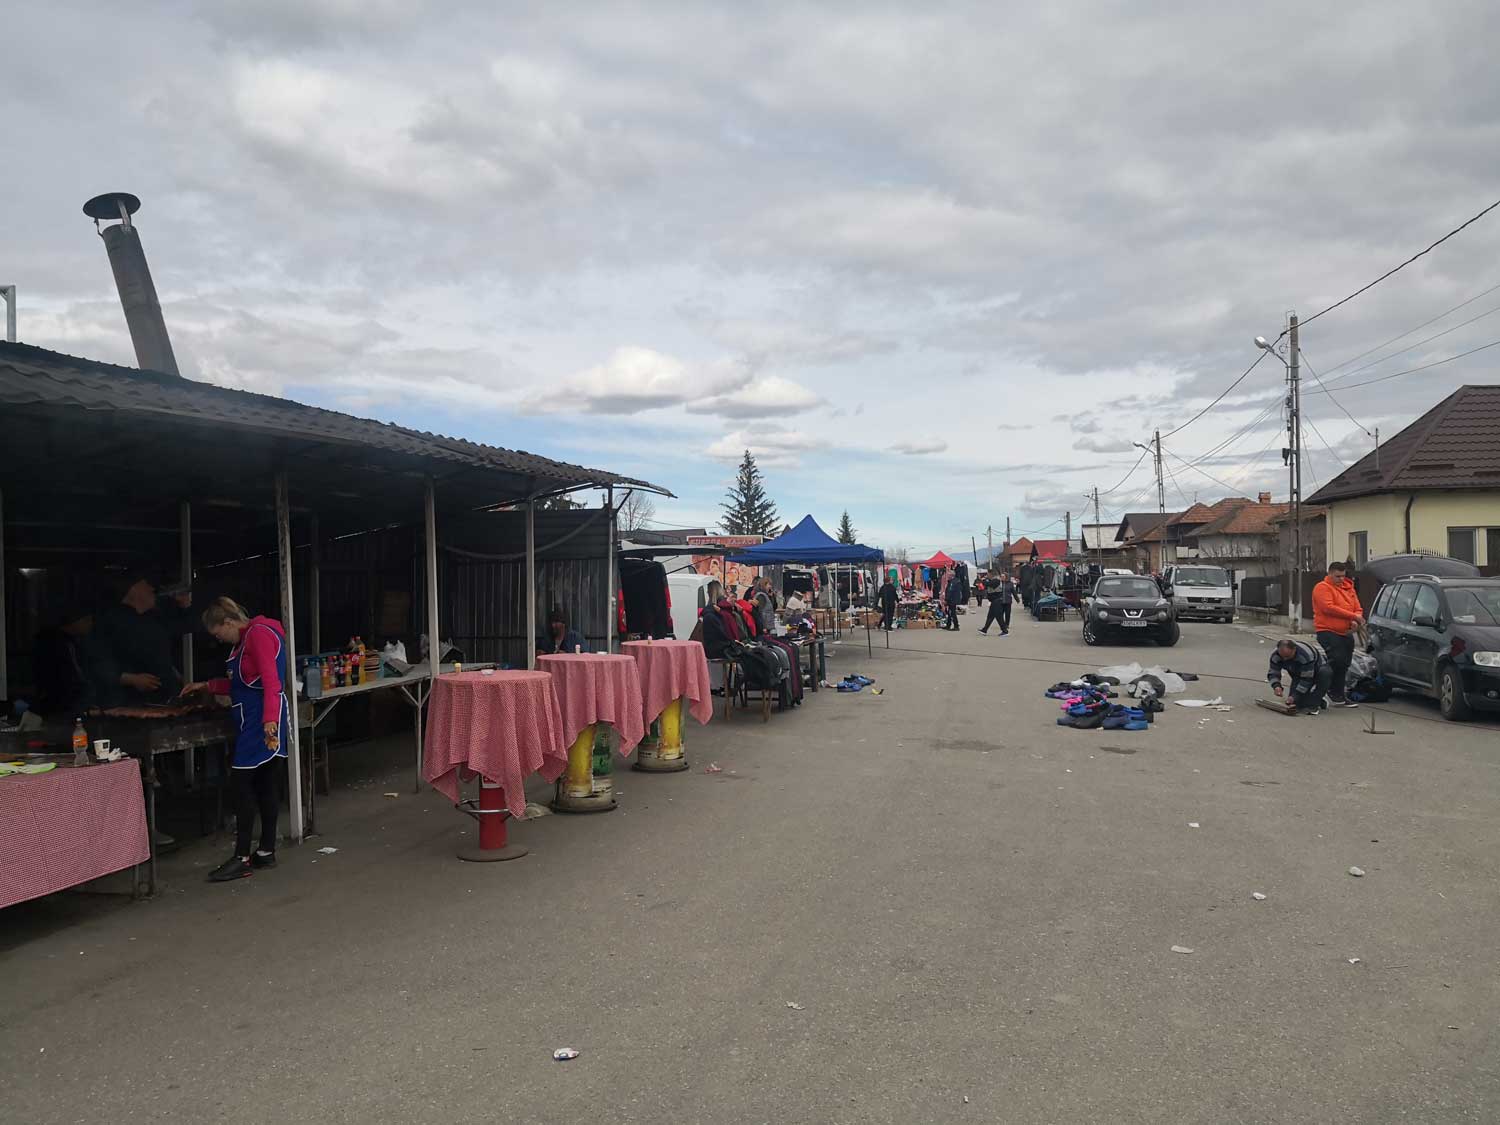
left=0, top=759, right=149, bottom=909
left=621, top=639, right=714, bottom=727
left=422, top=670, right=569, bottom=817
left=536, top=653, right=647, bottom=756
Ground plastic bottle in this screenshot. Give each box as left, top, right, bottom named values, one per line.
left=72, top=718, right=90, bottom=766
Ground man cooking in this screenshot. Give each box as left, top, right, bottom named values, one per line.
left=93, top=573, right=195, bottom=706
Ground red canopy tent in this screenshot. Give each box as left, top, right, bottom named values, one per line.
left=919, top=550, right=957, bottom=568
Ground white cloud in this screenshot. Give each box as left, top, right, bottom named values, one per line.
left=706, top=426, right=818, bottom=468
left=522, top=347, right=737, bottom=415
left=888, top=438, right=948, bottom=456
left=686, top=375, right=823, bottom=419
left=1073, top=434, right=1137, bottom=453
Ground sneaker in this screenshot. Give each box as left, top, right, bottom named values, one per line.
left=209, top=856, right=252, bottom=882
left=978, top=629, right=988, bottom=635
left=250, top=851, right=277, bottom=869
left=1331, top=699, right=1360, bottom=709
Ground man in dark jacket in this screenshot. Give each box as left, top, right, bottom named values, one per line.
left=94, top=574, right=195, bottom=706
left=978, top=574, right=1017, bottom=636
left=878, top=575, right=898, bottom=631
left=1267, top=638, right=1331, bottom=714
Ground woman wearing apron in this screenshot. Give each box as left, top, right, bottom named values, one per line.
left=183, top=597, right=289, bottom=882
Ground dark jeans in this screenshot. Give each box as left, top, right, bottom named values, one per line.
left=1290, top=664, right=1334, bottom=711
left=880, top=606, right=895, bottom=630
left=233, top=760, right=279, bottom=857
left=1317, top=630, right=1355, bottom=701
left=944, top=606, right=959, bottom=630
left=981, top=600, right=1011, bottom=633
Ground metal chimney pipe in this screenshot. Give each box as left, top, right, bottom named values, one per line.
left=1, top=285, right=15, bottom=342
left=83, top=192, right=180, bottom=376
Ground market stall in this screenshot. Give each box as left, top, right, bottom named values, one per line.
left=0, top=341, right=670, bottom=875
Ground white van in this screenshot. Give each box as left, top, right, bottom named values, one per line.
left=666, top=572, right=719, bottom=637
left=1163, top=564, right=1236, bottom=623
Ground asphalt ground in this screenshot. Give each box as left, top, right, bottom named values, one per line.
left=3, top=611, right=1498, bottom=1123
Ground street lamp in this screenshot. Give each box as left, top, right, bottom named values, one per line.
left=1255, top=321, right=1304, bottom=632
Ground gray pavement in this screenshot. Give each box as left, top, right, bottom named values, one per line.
left=3, top=613, right=1499, bottom=1123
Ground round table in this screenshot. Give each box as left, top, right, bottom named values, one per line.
left=423, top=670, right=568, bottom=861
left=536, top=653, right=646, bottom=813
left=621, top=639, right=713, bottom=772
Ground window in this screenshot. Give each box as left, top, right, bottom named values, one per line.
left=1389, top=582, right=1418, bottom=624
left=1411, top=585, right=1440, bottom=626
left=1371, top=584, right=1396, bottom=619
left=1488, top=528, right=1500, bottom=567
left=1348, top=531, right=1368, bottom=568
left=1448, top=527, right=1478, bottom=564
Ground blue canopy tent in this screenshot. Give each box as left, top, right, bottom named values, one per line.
left=728, top=515, right=885, bottom=655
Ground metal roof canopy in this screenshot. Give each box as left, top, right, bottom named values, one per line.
left=0, top=342, right=671, bottom=544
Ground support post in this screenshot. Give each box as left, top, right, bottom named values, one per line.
left=0, top=484, right=7, bottom=700
left=308, top=514, right=321, bottom=657
left=525, top=496, right=537, bottom=670
left=420, top=478, right=439, bottom=793
left=605, top=486, right=616, bottom=652
left=1, top=285, right=15, bottom=342
left=179, top=500, right=194, bottom=784
left=1288, top=313, right=1303, bottom=633
left=275, top=473, right=305, bottom=844
left=1154, top=430, right=1165, bottom=514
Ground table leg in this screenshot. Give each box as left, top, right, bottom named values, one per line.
left=456, top=778, right=528, bottom=862
left=553, top=722, right=616, bottom=813
left=146, top=758, right=157, bottom=897
left=634, top=698, right=689, bottom=772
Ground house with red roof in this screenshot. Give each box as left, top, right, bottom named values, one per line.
left=1178, top=493, right=1290, bottom=578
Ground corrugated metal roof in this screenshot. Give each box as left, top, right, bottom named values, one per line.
left=1308, top=385, right=1500, bottom=503
left=0, top=341, right=671, bottom=498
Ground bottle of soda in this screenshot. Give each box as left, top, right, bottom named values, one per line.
left=72, top=718, right=90, bottom=766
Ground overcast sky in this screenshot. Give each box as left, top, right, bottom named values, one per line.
left=7, top=2, right=1500, bottom=555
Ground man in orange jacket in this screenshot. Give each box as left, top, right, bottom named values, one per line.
left=1311, top=560, right=1364, bottom=707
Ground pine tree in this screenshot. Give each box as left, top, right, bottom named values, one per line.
left=720, top=450, right=780, bottom=536
left=837, top=510, right=857, bottom=544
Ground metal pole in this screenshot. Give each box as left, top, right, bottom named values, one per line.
left=1, top=285, right=15, bottom=342
left=525, top=497, right=537, bottom=670
left=605, top=487, right=616, bottom=651
left=179, top=500, right=194, bottom=785
left=275, top=473, right=305, bottom=844
left=420, top=478, right=439, bottom=793
left=308, top=515, right=321, bottom=656
left=1154, top=430, right=1165, bottom=514
left=1093, top=487, right=1102, bottom=572
left=1289, top=313, right=1303, bottom=633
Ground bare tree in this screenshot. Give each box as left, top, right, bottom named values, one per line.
left=619, top=491, right=658, bottom=533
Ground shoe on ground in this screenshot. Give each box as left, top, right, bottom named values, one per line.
left=1331, top=699, right=1360, bottom=708
left=209, top=856, right=252, bottom=882
left=251, top=851, right=277, bottom=869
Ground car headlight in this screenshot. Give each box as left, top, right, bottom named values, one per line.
left=1097, top=609, right=1109, bottom=620
left=1155, top=610, right=1168, bottom=621
left=1474, top=651, right=1500, bottom=668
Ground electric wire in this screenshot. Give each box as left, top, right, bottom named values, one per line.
left=1160, top=350, right=1273, bottom=441
left=1304, top=336, right=1500, bottom=393
left=1297, top=350, right=1370, bottom=436
left=1308, top=278, right=1500, bottom=377
left=1319, top=297, right=1500, bottom=388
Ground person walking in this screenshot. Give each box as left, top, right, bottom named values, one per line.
left=878, top=573, right=898, bottom=631
left=1311, top=561, right=1364, bottom=707
left=942, top=569, right=962, bottom=630
left=978, top=573, right=1017, bottom=636
left=182, top=597, right=289, bottom=882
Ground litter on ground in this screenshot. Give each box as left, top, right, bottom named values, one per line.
left=1174, top=698, right=1224, bottom=708
left=785, top=1001, right=804, bottom=1010
left=317, top=846, right=338, bottom=855
left=553, top=1048, right=579, bottom=1061
left=1349, top=866, right=1366, bottom=877
left=704, top=763, right=723, bottom=773
left=523, top=803, right=552, bottom=819
left=1171, top=945, right=1194, bottom=955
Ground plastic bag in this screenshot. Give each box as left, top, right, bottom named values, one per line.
left=1099, top=663, right=1186, bottom=694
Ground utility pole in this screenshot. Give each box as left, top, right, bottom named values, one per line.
left=1, top=285, right=15, bottom=342
left=986, top=525, right=994, bottom=570
left=1288, top=312, right=1304, bottom=633
left=971, top=534, right=979, bottom=569
left=1065, top=510, right=1071, bottom=546
left=1153, top=430, right=1165, bottom=514
left=1092, top=487, right=1103, bottom=571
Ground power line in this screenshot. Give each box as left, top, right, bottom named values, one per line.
left=1292, top=196, right=1500, bottom=332
left=1160, top=349, right=1273, bottom=440
left=1302, top=412, right=1347, bottom=472
left=1298, top=349, right=1371, bottom=436
left=1162, top=445, right=1257, bottom=498
left=1320, top=298, right=1500, bottom=389
left=1305, top=335, right=1500, bottom=393
left=1312, top=280, right=1500, bottom=380
left=1162, top=454, right=1194, bottom=507
left=1100, top=447, right=1150, bottom=497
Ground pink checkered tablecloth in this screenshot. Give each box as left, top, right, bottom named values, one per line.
left=422, top=670, right=569, bottom=817
left=621, top=639, right=714, bottom=727
left=0, top=759, right=149, bottom=909
left=536, top=653, right=647, bottom=756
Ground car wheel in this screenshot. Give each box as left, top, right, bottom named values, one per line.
left=1083, top=620, right=1101, bottom=646
left=1438, top=664, right=1472, bottom=722
left=1158, top=623, right=1181, bottom=647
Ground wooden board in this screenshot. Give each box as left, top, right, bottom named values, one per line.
left=1255, top=698, right=1298, bottom=716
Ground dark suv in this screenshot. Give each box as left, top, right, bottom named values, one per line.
left=1367, top=575, right=1500, bottom=721
left=1082, top=575, right=1179, bottom=647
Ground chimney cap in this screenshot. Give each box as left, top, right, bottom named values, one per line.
left=1257, top=491, right=1272, bottom=504
left=83, top=192, right=141, bottom=222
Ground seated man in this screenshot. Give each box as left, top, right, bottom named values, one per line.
left=1267, top=638, right=1332, bottom=714
left=537, top=608, right=588, bottom=656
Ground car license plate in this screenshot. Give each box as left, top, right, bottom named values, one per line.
left=1122, top=620, right=1148, bottom=628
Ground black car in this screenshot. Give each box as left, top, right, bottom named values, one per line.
left=1367, top=575, right=1500, bottom=721
left=1082, top=575, right=1179, bottom=647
